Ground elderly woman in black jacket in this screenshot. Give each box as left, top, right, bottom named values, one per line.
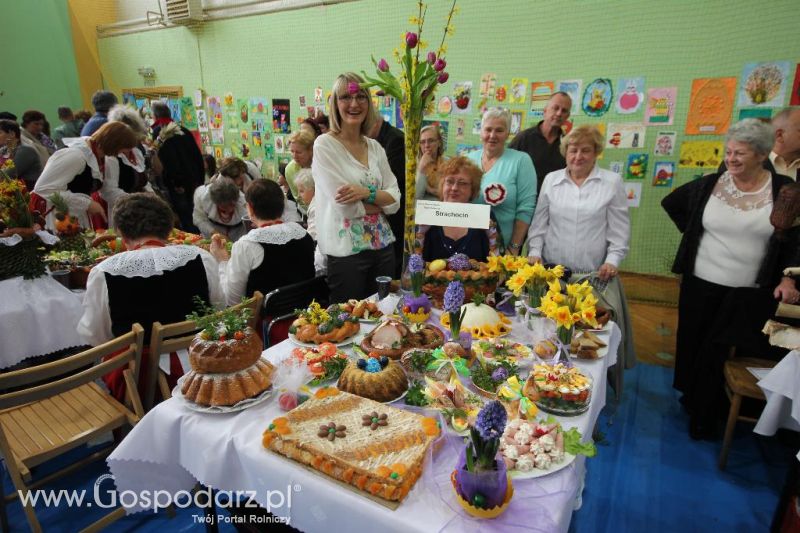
left=662, top=118, right=799, bottom=439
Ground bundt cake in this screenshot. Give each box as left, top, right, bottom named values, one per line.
left=359, top=320, right=445, bottom=359
left=289, top=301, right=361, bottom=345
left=188, top=326, right=262, bottom=373
left=337, top=357, right=409, bottom=403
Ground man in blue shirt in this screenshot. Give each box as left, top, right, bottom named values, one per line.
left=80, top=91, right=118, bottom=136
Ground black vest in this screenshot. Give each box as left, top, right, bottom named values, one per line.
left=245, top=236, right=316, bottom=297
left=67, top=163, right=101, bottom=195
left=105, top=255, right=210, bottom=338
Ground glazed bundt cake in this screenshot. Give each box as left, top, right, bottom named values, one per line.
left=337, top=357, right=409, bottom=403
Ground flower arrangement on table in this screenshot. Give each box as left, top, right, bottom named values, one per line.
left=504, top=260, right=565, bottom=309
left=452, top=400, right=513, bottom=517
left=538, top=280, right=598, bottom=352
left=401, top=253, right=432, bottom=323
left=359, top=0, right=459, bottom=259
left=443, top=279, right=469, bottom=345
left=424, top=253, right=499, bottom=308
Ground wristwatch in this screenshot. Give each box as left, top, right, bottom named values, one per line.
left=508, top=242, right=522, bottom=250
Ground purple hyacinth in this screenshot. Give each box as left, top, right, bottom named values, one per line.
left=443, top=281, right=465, bottom=313
left=408, top=253, right=424, bottom=274
left=475, top=400, right=507, bottom=441
left=338, top=312, right=351, bottom=322
left=447, top=253, right=471, bottom=271
left=491, top=367, right=508, bottom=382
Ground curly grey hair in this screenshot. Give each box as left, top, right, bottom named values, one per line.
left=481, top=107, right=511, bottom=131
left=208, top=177, right=240, bottom=206
left=726, top=118, right=774, bottom=156
left=108, top=104, right=148, bottom=138
left=294, top=168, right=315, bottom=191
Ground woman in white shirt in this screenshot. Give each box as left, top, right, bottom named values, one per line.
left=662, top=118, right=799, bottom=439
left=192, top=176, right=248, bottom=242
left=311, top=72, right=401, bottom=302
left=526, top=125, right=635, bottom=381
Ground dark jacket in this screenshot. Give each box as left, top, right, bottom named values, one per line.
left=662, top=169, right=799, bottom=288
left=156, top=125, right=204, bottom=193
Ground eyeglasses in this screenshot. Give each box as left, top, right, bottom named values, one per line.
left=420, top=139, right=439, bottom=145
left=338, top=94, right=369, bottom=104
left=442, top=178, right=471, bottom=188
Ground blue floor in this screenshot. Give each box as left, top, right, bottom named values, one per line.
left=2, top=363, right=792, bottom=532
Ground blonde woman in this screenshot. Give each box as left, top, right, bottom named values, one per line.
left=415, top=124, right=446, bottom=200
left=284, top=130, right=314, bottom=212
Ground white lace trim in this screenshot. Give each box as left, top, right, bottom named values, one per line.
left=118, top=147, right=146, bottom=173
left=0, top=231, right=60, bottom=247
left=94, top=245, right=205, bottom=278
left=712, top=172, right=772, bottom=212
left=240, top=222, right=308, bottom=245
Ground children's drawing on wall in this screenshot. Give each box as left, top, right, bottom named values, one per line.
left=274, top=135, right=286, bottom=154
left=272, top=99, right=291, bottom=133
left=207, top=96, right=223, bottom=129
left=224, top=92, right=234, bottom=108
left=211, top=129, right=224, bottom=145
left=739, top=108, right=772, bottom=120
left=606, top=123, right=646, bottom=149
left=196, top=109, right=209, bottom=132
left=314, top=86, right=323, bottom=103
left=249, top=97, right=268, bottom=116
left=624, top=181, right=642, bottom=207
left=509, top=78, right=527, bottom=105
left=236, top=98, right=249, bottom=125
left=625, top=153, right=648, bottom=180
left=615, top=77, right=645, bottom=114
left=530, top=81, right=554, bottom=114
left=582, top=78, right=613, bottom=116
left=298, top=95, right=306, bottom=108
left=452, top=82, right=473, bottom=114
left=678, top=140, right=724, bottom=168
left=495, top=85, right=508, bottom=103
left=653, top=131, right=676, bottom=156
left=480, top=73, right=497, bottom=98
left=252, top=131, right=262, bottom=148
left=437, top=96, right=452, bottom=116
left=556, top=80, right=583, bottom=115
left=510, top=111, right=524, bottom=136
left=455, top=144, right=481, bottom=157
left=685, top=77, right=736, bottom=135
left=645, top=87, right=677, bottom=125
left=738, top=61, right=791, bottom=107
left=608, top=161, right=624, bottom=175
left=652, top=161, right=675, bottom=187
left=193, top=90, right=203, bottom=108
left=455, top=119, right=465, bottom=140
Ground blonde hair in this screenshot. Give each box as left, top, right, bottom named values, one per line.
left=288, top=130, right=315, bottom=150
left=328, top=72, right=377, bottom=136
left=419, top=124, right=445, bottom=159
left=560, top=125, right=604, bottom=157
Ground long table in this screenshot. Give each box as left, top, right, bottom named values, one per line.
left=108, top=315, right=620, bottom=532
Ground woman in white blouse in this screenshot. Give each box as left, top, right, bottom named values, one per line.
left=311, top=72, right=401, bottom=302
left=662, top=118, right=799, bottom=439
left=526, top=125, right=635, bottom=381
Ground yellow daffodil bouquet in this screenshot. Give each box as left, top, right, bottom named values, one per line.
left=504, top=261, right=565, bottom=308
left=539, top=280, right=599, bottom=346
left=359, top=0, right=458, bottom=257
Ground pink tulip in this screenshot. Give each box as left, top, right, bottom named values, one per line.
left=378, top=58, right=389, bottom=72
left=405, top=32, right=418, bottom=48
left=427, top=51, right=436, bottom=64
left=434, top=58, right=447, bottom=72
left=347, top=82, right=360, bottom=95
left=437, top=72, right=449, bottom=84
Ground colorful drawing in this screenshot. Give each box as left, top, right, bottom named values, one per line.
left=455, top=144, right=481, bottom=157
left=556, top=80, right=583, bottom=114
left=495, top=85, right=508, bottom=103
left=615, top=77, right=645, bottom=114
left=214, top=146, right=223, bottom=159
left=249, top=97, right=268, bottom=116
left=207, top=96, right=223, bottom=129
left=211, top=129, right=224, bottom=145
left=606, top=123, right=646, bottom=149
left=510, top=110, right=524, bottom=136
left=686, top=77, right=736, bottom=135
left=179, top=97, right=197, bottom=130
left=437, top=96, right=452, bottom=116
left=455, top=118, right=465, bottom=140
left=480, top=73, right=497, bottom=98
left=624, top=181, right=642, bottom=207
left=272, top=99, right=291, bottom=133
left=530, top=81, right=554, bottom=113
left=422, top=119, right=449, bottom=152
left=608, top=161, right=624, bottom=175
left=196, top=109, right=209, bottom=132
left=168, top=99, right=181, bottom=123
left=625, top=153, right=648, bottom=180
left=509, top=78, right=528, bottom=105
left=223, top=92, right=234, bottom=108
left=236, top=98, right=249, bottom=125
left=738, top=108, right=772, bottom=120
left=791, top=64, right=800, bottom=105
left=453, top=82, right=473, bottom=114
left=274, top=135, right=286, bottom=154
left=314, top=86, right=323, bottom=103
left=472, top=119, right=482, bottom=135
left=582, top=78, right=613, bottom=116
left=653, top=131, right=676, bottom=156
left=652, top=161, right=675, bottom=187
left=738, top=61, right=791, bottom=107
left=645, top=87, right=677, bottom=125
left=252, top=118, right=266, bottom=131
left=299, top=95, right=306, bottom=108
left=252, top=131, right=262, bottom=148
left=678, top=140, right=724, bottom=168
left=193, top=89, right=203, bottom=108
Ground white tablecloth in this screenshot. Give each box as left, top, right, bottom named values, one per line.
left=754, top=351, right=800, bottom=461
left=108, top=316, right=620, bottom=532
left=0, top=275, right=85, bottom=368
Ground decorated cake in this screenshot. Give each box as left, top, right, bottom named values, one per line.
left=262, top=389, right=440, bottom=502
left=290, top=301, right=360, bottom=345
left=290, top=342, right=349, bottom=384
left=440, top=302, right=512, bottom=339
left=359, top=319, right=445, bottom=359
left=525, top=363, right=591, bottom=416
left=337, top=356, right=409, bottom=403
left=423, top=254, right=498, bottom=308
left=473, top=338, right=532, bottom=363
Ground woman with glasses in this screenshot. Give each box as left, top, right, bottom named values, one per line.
left=467, top=107, right=537, bottom=255
left=311, top=72, right=401, bottom=301
left=192, top=176, right=248, bottom=242
left=415, top=124, right=447, bottom=200
left=415, top=156, right=499, bottom=261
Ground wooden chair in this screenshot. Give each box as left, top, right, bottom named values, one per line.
left=145, top=291, right=264, bottom=411
left=262, top=276, right=329, bottom=348
left=0, top=324, right=145, bottom=533
left=718, top=357, right=777, bottom=470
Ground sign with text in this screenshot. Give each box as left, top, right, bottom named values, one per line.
left=414, top=200, right=490, bottom=229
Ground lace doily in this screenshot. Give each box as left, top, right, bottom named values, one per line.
left=0, top=231, right=60, bottom=247
left=240, top=222, right=308, bottom=245
left=93, top=245, right=205, bottom=278
left=712, top=172, right=772, bottom=212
